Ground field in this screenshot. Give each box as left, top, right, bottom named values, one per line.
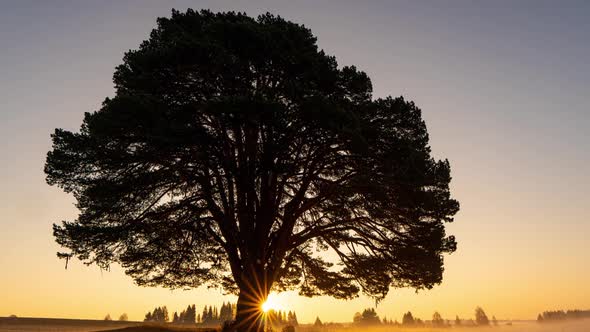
left=2, top=318, right=590, bottom=332
left=0, top=317, right=139, bottom=332
left=307, top=320, right=590, bottom=332
left=0, top=318, right=220, bottom=332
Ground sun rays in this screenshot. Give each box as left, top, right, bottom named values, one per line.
left=232, top=267, right=273, bottom=331
left=261, top=293, right=282, bottom=313
left=231, top=267, right=289, bottom=331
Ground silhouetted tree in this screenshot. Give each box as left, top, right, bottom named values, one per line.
left=151, top=308, right=160, bottom=322
left=566, top=310, right=590, bottom=319
left=537, top=314, right=544, bottom=322
left=475, top=307, right=489, bottom=326
left=455, top=315, right=461, bottom=326
left=46, top=9, right=459, bottom=332
left=353, top=312, right=362, bottom=324
left=287, top=311, right=298, bottom=327
left=220, top=302, right=231, bottom=322
left=538, top=309, right=590, bottom=322
left=415, top=318, right=424, bottom=327
left=145, top=306, right=169, bottom=322
left=187, top=304, right=197, bottom=324
left=163, top=306, right=169, bottom=322
left=104, top=314, right=112, bottom=321
left=492, top=315, right=498, bottom=326
left=314, top=317, right=323, bottom=327
left=353, top=308, right=380, bottom=325
left=402, top=312, right=415, bottom=326
left=432, top=311, right=444, bottom=327
left=185, top=306, right=191, bottom=324
left=119, top=313, right=128, bottom=321
left=202, top=306, right=209, bottom=324
left=208, top=306, right=213, bottom=323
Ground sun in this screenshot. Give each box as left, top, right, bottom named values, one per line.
left=261, top=293, right=281, bottom=313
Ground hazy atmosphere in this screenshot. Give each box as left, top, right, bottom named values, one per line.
left=1, top=0, right=589, bottom=326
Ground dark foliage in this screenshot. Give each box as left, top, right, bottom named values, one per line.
left=46, top=8, right=459, bottom=331
left=144, top=306, right=169, bottom=323
left=173, top=304, right=197, bottom=324
left=432, top=311, right=444, bottom=327
left=475, top=307, right=489, bottom=326
left=197, top=302, right=235, bottom=325
left=402, top=312, right=415, bottom=326
left=353, top=308, right=381, bottom=326
left=538, top=309, right=590, bottom=322
left=313, top=317, right=323, bottom=327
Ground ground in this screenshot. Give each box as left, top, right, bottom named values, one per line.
left=0, top=317, right=217, bottom=332
left=96, top=326, right=216, bottom=332
left=2, top=317, right=590, bottom=332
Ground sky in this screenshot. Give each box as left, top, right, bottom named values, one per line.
left=1, top=0, right=589, bottom=324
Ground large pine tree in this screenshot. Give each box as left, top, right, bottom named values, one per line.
left=46, top=9, right=459, bottom=331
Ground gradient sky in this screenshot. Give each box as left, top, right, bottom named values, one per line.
left=1, top=0, right=589, bottom=324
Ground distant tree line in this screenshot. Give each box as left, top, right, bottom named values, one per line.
left=173, top=304, right=198, bottom=324
left=144, top=306, right=169, bottom=322
left=266, top=309, right=299, bottom=327
left=143, top=302, right=298, bottom=327
left=195, top=302, right=236, bottom=325
left=353, top=308, right=380, bottom=326
left=351, top=306, right=498, bottom=327
left=537, top=309, right=590, bottom=322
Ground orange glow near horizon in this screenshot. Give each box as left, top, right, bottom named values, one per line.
left=261, top=293, right=283, bottom=313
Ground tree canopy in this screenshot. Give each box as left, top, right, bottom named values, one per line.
left=45, top=9, right=459, bottom=331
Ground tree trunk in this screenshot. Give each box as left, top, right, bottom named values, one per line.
left=234, top=288, right=266, bottom=332
left=232, top=268, right=270, bottom=332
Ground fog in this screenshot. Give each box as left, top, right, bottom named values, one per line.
left=297, top=320, right=590, bottom=332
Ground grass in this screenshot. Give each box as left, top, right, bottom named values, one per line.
left=95, top=325, right=217, bottom=332
left=3, top=317, right=590, bottom=332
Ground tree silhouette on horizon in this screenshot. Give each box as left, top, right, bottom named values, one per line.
left=353, top=308, right=381, bottom=326
left=45, top=9, right=459, bottom=332
left=314, top=316, right=323, bottom=327
left=475, top=307, right=489, bottom=326
left=432, top=311, right=444, bottom=327
left=402, top=312, right=415, bottom=326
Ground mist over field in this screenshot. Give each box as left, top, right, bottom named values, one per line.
left=0, top=317, right=135, bottom=332
left=332, top=320, right=590, bottom=332
left=3, top=318, right=590, bottom=332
